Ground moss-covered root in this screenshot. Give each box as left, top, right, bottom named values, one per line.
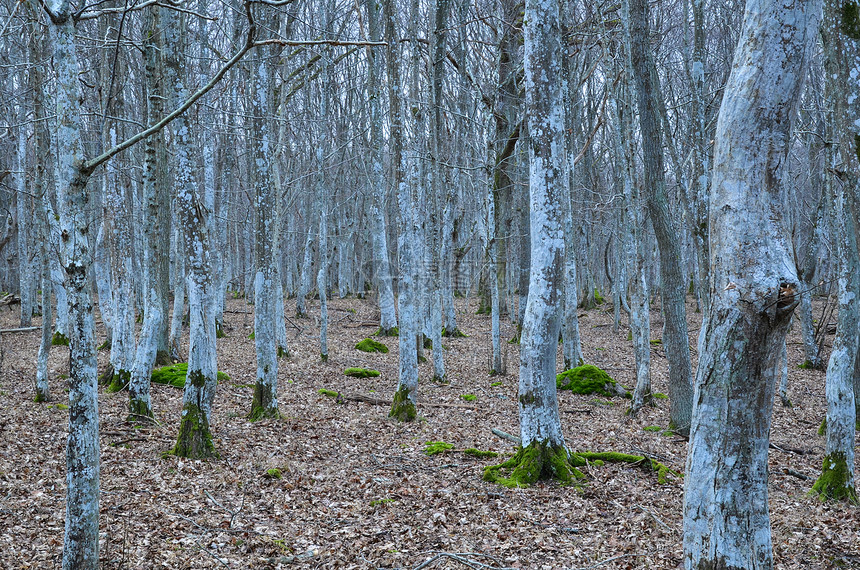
left=168, top=404, right=219, bottom=459
left=483, top=441, right=586, bottom=488
left=810, top=452, right=859, bottom=504
left=577, top=451, right=678, bottom=484
left=389, top=384, right=417, bottom=422
left=248, top=382, right=280, bottom=422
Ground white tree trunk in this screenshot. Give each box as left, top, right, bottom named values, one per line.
left=44, top=5, right=100, bottom=567
left=518, top=0, right=566, bottom=450
left=163, top=6, right=219, bottom=458
left=682, top=0, right=820, bottom=565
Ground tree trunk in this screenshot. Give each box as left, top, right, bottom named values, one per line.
left=491, top=0, right=581, bottom=486
left=682, top=0, right=820, bottom=565
left=163, top=7, right=219, bottom=459
left=44, top=7, right=100, bottom=567
left=250, top=32, right=281, bottom=421
left=810, top=0, right=860, bottom=504
left=626, top=0, right=694, bottom=435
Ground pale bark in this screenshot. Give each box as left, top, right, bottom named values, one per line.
left=518, top=0, right=566, bottom=449
left=43, top=4, right=101, bottom=567
left=810, top=0, right=860, bottom=503
left=364, top=0, right=397, bottom=336
left=163, top=6, right=219, bottom=458
left=16, top=126, right=32, bottom=327
left=682, top=0, right=820, bottom=566
left=251, top=44, right=280, bottom=419
left=389, top=0, right=419, bottom=421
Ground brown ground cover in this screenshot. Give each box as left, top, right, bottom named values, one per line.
left=0, top=294, right=856, bottom=569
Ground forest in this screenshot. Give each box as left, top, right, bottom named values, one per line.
left=0, top=0, right=858, bottom=568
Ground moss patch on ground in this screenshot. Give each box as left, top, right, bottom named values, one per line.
left=151, top=363, right=230, bottom=389
left=424, top=441, right=454, bottom=455
left=556, top=364, right=628, bottom=398
left=344, top=367, right=380, bottom=378
left=355, top=338, right=389, bottom=353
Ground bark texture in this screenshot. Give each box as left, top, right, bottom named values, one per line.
left=682, top=0, right=820, bottom=566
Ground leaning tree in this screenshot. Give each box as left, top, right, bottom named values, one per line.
left=682, top=0, right=821, bottom=566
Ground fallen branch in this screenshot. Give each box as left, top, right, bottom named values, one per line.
left=783, top=468, right=811, bottom=481
left=0, top=326, right=39, bottom=333
left=770, top=441, right=811, bottom=455
left=491, top=428, right=521, bottom=445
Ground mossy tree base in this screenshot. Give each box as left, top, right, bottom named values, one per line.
left=389, top=385, right=417, bottom=422
left=51, top=331, right=69, bottom=346
left=277, top=346, right=290, bottom=359
left=483, top=441, right=586, bottom=488
left=375, top=326, right=399, bottom=337
left=810, top=452, right=858, bottom=504
left=168, top=404, right=218, bottom=459
left=484, top=446, right=679, bottom=488
left=248, top=381, right=280, bottom=422
left=442, top=328, right=467, bottom=338
left=154, top=350, right=173, bottom=366
left=127, top=398, right=154, bottom=423
left=34, top=390, right=50, bottom=403
left=106, top=369, right=131, bottom=393
left=98, top=364, right=115, bottom=386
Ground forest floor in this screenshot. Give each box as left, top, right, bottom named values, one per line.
left=0, top=294, right=857, bottom=569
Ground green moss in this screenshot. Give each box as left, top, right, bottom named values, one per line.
left=375, top=326, right=399, bottom=337
left=97, top=340, right=111, bottom=351
left=577, top=451, right=679, bottom=484
left=556, top=365, right=625, bottom=397
left=370, top=498, right=395, bottom=507
left=249, top=381, right=280, bottom=422
left=277, top=346, right=289, bottom=358
left=626, top=330, right=632, bottom=341
left=344, top=367, right=380, bottom=378
left=842, top=1, right=860, bottom=39
left=442, top=327, right=467, bottom=338
left=320, top=353, right=328, bottom=363
left=483, top=441, right=585, bottom=488
left=151, top=363, right=229, bottom=389
left=318, top=388, right=339, bottom=397
left=127, top=397, right=154, bottom=423
left=106, top=369, right=131, bottom=393
left=355, top=338, right=389, bottom=353
left=51, top=332, right=69, bottom=346
left=424, top=441, right=454, bottom=455
left=649, top=339, right=662, bottom=345
left=460, top=394, right=477, bottom=402
left=389, top=384, right=416, bottom=422
left=463, top=448, right=498, bottom=458
left=264, top=468, right=283, bottom=479
left=818, top=418, right=827, bottom=437
left=490, top=381, right=502, bottom=387
left=653, top=392, right=668, bottom=400
left=643, top=425, right=662, bottom=432
left=166, top=403, right=218, bottom=459
left=593, top=289, right=604, bottom=305
left=55, top=403, right=69, bottom=410
left=215, top=321, right=226, bottom=339
left=248, top=331, right=255, bottom=340
left=423, top=336, right=433, bottom=349
left=810, top=452, right=859, bottom=503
